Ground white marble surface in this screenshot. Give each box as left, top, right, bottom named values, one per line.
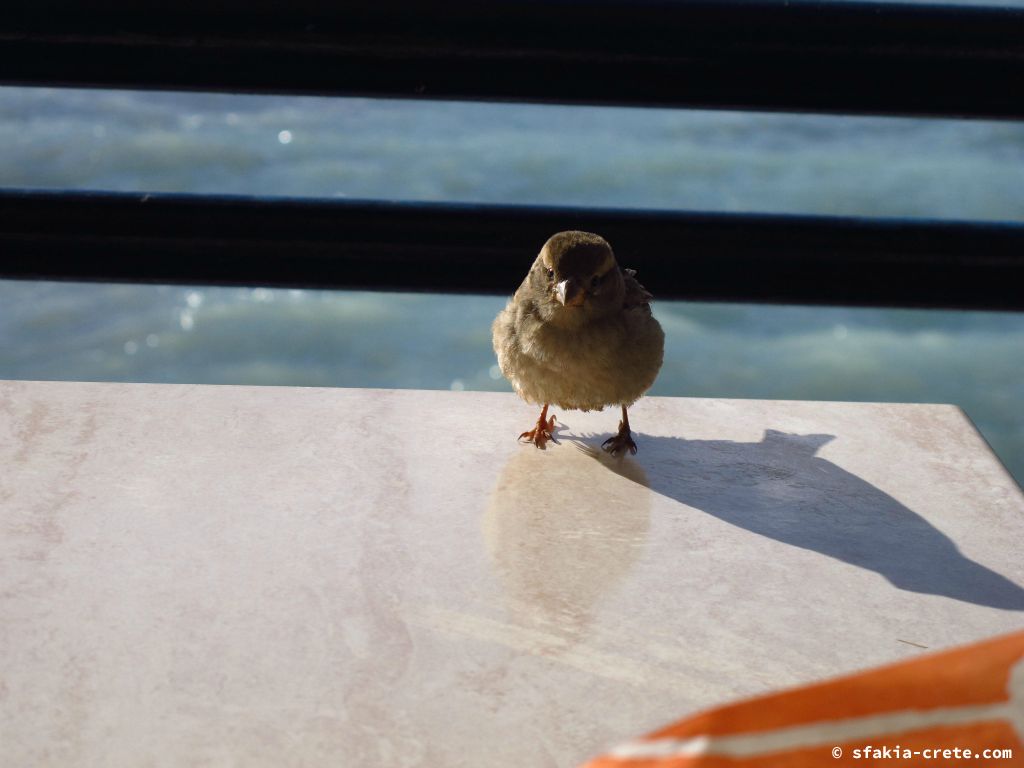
left=1, top=380, right=1022, bottom=767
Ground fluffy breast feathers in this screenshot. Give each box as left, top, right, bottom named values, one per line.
left=492, top=266, right=664, bottom=411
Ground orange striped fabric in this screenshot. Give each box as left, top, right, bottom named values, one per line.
left=582, top=631, right=1023, bottom=767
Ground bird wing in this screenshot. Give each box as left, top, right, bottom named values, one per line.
left=622, top=267, right=654, bottom=310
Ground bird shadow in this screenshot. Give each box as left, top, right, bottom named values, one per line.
left=564, top=429, right=1024, bottom=611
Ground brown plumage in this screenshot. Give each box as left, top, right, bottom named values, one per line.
left=492, top=231, right=665, bottom=455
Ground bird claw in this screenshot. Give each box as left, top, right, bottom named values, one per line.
left=519, top=414, right=558, bottom=449
left=602, top=430, right=638, bottom=457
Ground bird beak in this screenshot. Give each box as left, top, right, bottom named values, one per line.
left=556, top=278, right=586, bottom=307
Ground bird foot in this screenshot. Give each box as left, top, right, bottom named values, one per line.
left=602, top=422, right=638, bottom=456
left=519, top=414, right=558, bottom=450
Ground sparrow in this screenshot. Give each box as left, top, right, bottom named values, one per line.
left=492, top=231, right=665, bottom=455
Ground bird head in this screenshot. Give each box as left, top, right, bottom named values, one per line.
left=528, top=231, right=626, bottom=323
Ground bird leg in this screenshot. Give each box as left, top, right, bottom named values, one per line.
left=602, top=404, right=638, bottom=456
left=519, top=403, right=558, bottom=449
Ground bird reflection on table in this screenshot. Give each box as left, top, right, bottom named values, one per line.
left=482, top=444, right=652, bottom=651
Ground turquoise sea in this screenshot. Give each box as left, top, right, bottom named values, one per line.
left=1, top=87, right=1022, bottom=484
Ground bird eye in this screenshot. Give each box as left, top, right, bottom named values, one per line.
left=546, top=267, right=554, bottom=280
left=590, top=274, right=601, bottom=288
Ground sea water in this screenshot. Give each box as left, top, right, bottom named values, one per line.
left=0, top=87, right=1022, bottom=484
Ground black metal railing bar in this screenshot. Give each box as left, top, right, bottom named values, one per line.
left=3, top=1, right=1024, bottom=119
left=2, top=189, right=1022, bottom=310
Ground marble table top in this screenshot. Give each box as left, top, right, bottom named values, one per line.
left=2, top=380, right=1022, bottom=767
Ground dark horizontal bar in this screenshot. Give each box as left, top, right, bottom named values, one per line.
left=3, top=1, right=1024, bottom=119
left=2, top=189, right=1023, bottom=310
